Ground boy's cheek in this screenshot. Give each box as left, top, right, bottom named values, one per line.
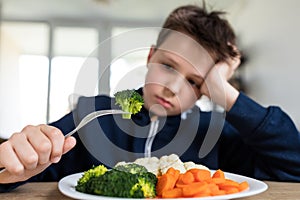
left=179, top=90, right=199, bottom=106
left=145, top=67, right=165, bottom=84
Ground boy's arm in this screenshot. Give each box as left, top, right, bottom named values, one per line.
left=0, top=112, right=76, bottom=192
left=225, top=93, right=300, bottom=181
left=202, top=56, right=300, bottom=181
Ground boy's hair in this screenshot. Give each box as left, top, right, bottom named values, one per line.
left=156, top=4, right=239, bottom=62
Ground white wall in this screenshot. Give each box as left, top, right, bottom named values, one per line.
left=228, top=0, right=300, bottom=128
left=0, top=32, right=23, bottom=137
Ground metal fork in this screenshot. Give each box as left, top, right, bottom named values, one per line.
left=64, top=109, right=129, bottom=137
left=0, top=110, right=128, bottom=175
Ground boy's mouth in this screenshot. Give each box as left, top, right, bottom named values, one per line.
left=156, top=96, right=173, bottom=109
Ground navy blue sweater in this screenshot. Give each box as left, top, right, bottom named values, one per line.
left=1, top=91, right=300, bottom=192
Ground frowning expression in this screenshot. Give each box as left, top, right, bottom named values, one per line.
left=143, top=31, right=215, bottom=116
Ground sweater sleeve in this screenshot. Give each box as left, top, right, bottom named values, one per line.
left=0, top=95, right=110, bottom=193
left=0, top=112, right=77, bottom=193
left=225, top=92, right=300, bottom=181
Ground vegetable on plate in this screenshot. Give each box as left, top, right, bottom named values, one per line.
left=75, top=154, right=249, bottom=199
left=75, top=163, right=157, bottom=198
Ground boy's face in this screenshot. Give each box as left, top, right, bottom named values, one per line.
left=143, top=32, right=215, bottom=116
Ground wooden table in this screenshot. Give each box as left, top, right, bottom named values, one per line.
left=0, top=181, right=300, bottom=200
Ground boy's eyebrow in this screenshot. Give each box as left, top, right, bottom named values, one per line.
left=190, top=73, right=204, bottom=81
left=162, top=51, right=205, bottom=80
left=161, top=51, right=180, bottom=65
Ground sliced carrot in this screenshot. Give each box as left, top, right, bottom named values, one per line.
left=179, top=171, right=195, bottom=184
left=175, top=182, right=189, bottom=188
left=238, top=181, right=250, bottom=191
left=193, top=193, right=211, bottom=197
left=192, top=187, right=211, bottom=198
left=213, top=189, right=226, bottom=196
left=161, top=187, right=183, bottom=198
left=211, top=177, right=226, bottom=184
left=188, top=168, right=211, bottom=182
left=166, top=167, right=180, bottom=176
left=182, top=182, right=208, bottom=197
left=156, top=173, right=177, bottom=196
left=222, top=186, right=239, bottom=194
left=212, top=169, right=225, bottom=179
left=207, top=183, right=219, bottom=194
left=166, top=167, right=180, bottom=181
left=218, top=179, right=240, bottom=188
left=157, top=168, right=249, bottom=198
left=216, top=177, right=242, bottom=195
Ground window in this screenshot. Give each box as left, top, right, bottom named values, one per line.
left=49, top=27, right=99, bottom=122
left=110, top=27, right=159, bottom=95
left=49, top=56, right=99, bottom=122
left=0, top=22, right=49, bottom=138
left=0, top=23, right=160, bottom=139
left=0, top=23, right=100, bottom=138
left=19, top=55, right=49, bottom=126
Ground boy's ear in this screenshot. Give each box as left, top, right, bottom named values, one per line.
left=147, top=45, right=156, bottom=63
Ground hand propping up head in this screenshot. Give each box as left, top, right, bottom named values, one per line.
left=200, top=52, right=241, bottom=111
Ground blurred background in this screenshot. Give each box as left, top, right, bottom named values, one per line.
left=0, top=0, right=299, bottom=139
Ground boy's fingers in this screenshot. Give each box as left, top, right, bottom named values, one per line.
left=0, top=125, right=75, bottom=183
left=0, top=141, right=25, bottom=175
left=226, top=55, right=241, bottom=70
left=12, top=133, right=40, bottom=170
left=62, top=136, right=76, bottom=155
left=0, top=169, right=11, bottom=184
left=39, top=125, right=65, bottom=163
left=23, top=125, right=52, bottom=165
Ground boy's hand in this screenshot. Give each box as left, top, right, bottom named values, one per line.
left=200, top=55, right=241, bottom=111
left=0, top=125, right=76, bottom=183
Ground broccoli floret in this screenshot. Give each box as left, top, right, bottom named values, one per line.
left=113, top=163, right=157, bottom=197
left=137, top=172, right=157, bottom=198
left=76, top=163, right=157, bottom=198
left=75, top=165, right=108, bottom=193
left=114, top=89, right=144, bottom=119
left=85, top=170, right=141, bottom=197
left=84, top=169, right=156, bottom=198
left=114, top=163, right=148, bottom=174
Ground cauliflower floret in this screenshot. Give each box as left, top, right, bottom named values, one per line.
left=134, top=158, right=149, bottom=165
left=167, top=154, right=180, bottom=162
left=134, top=157, right=159, bottom=165
left=184, top=161, right=209, bottom=171
left=144, top=163, right=160, bottom=176
left=159, top=155, right=169, bottom=163
left=159, top=154, right=186, bottom=174
left=115, top=161, right=129, bottom=166
left=134, top=157, right=160, bottom=176
left=114, top=154, right=210, bottom=177
left=149, top=156, right=160, bottom=163
left=163, top=162, right=186, bottom=174
left=193, top=164, right=210, bottom=171
left=184, top=161, right=196, bottom=170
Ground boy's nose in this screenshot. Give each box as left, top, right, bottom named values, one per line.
left=163, top=87, right=174, bottom=97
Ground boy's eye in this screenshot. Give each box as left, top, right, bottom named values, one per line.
left=162, top=64, right=174, bottom=71
left=188, top=79, right=201, bottom=89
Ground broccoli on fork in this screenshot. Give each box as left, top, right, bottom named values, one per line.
left=114, top=89, right=144, bottom=119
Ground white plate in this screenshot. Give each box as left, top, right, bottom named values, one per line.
left=58, top=171, right=268, bottom=200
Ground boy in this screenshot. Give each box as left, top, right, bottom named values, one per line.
left=1, top=4, right=300, bottom=192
